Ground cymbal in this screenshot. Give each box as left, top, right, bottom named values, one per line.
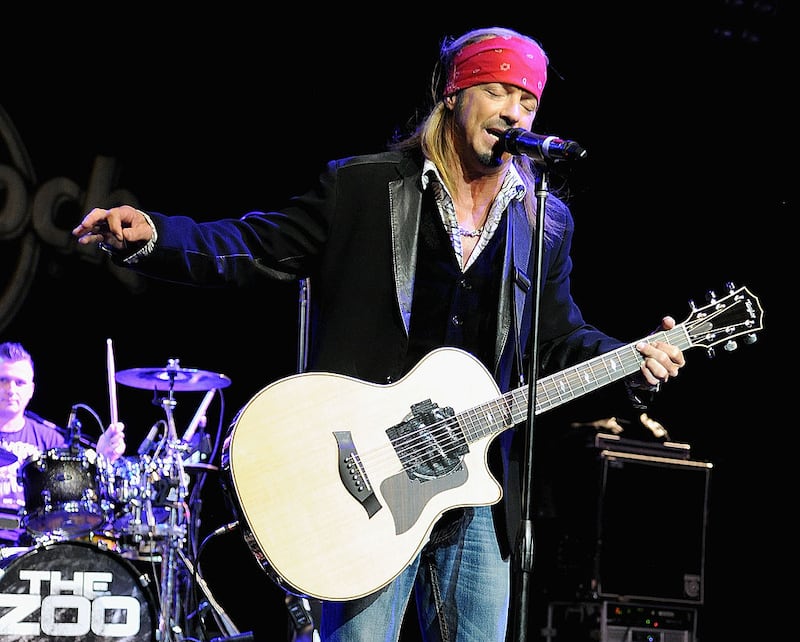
left=0, top=450, right=17, bottom=466
left=116, top=366, right=232, bottom=392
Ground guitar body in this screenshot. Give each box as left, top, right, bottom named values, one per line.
left=225, top=347, right=504, bottom=601
left=223, top=285, right=763, bottom=602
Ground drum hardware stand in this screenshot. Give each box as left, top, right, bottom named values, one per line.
left=114, top=358, right=236, bottom=641
left=151, top=375, right=193, bottom=642
left=156, top=499, right=188, bottom=642
left=176, top=547, right=244, bottom=639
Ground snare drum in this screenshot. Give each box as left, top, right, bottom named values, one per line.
left=0, top=540, right=157, bottom=640
left=19, top=447, right=111, bottom=538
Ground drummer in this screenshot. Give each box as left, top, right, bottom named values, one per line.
left=0, top=341, right=126, bottom=548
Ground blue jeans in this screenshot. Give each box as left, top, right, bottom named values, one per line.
left=319, top=505, right=510, bottom=642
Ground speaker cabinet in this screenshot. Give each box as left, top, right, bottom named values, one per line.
left=537, top=434, right=712, bottom=606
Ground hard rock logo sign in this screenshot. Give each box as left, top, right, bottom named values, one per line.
left=0, top=104, right=143, bottom=334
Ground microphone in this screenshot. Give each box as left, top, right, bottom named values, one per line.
left=501, top=128, right=587, bottom=162
left=65, top=404, right=82, bottom=446
left=137, top=421, right=162, bottom=455
left=182, top=389, right=216, bottom=444
left=66, top=405, right=80, bottom=431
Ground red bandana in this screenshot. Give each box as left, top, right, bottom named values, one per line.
left=445, top=34, right=548, bottom=101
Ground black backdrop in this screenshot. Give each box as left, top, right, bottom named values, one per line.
left=1, top=4, right=791, bottom=640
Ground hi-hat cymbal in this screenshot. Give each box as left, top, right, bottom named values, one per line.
left=116, top=365, right=232, bottom=392
left=0, top=450, right=17, bottom=466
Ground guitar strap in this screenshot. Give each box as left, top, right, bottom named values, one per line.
left=509, top=201, right=533, bottom=387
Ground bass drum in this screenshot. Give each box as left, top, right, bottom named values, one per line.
left=0, top=540, right=157, bottom=641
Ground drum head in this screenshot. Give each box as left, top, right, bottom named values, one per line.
left=20, top=449, right=108, bottom=538
left=0, top=540, right=156, bottom=641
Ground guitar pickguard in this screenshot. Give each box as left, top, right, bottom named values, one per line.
left=380, top=464, right=468, bottom=535
left=381, top=399, right=470, bottom=534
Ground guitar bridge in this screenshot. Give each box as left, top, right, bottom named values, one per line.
left=333, top=431, right=381, bottom=517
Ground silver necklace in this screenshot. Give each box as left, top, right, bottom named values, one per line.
left=457, top=226, right=484, bottom=238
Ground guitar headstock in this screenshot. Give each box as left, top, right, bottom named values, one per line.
left=684, top=283, right=763, bottom=353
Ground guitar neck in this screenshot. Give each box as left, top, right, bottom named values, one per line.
left=457, top=325, right=692, bottom=445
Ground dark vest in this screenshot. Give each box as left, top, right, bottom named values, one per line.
left=405, top=197, right=506, bottom=376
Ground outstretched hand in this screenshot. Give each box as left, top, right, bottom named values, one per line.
left=72, top=205, right=153, bottom=249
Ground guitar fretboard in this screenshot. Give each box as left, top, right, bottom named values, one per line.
left=457, top=325, right=692, bottom=445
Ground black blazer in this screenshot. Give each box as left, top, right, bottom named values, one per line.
left=135, top=149, right=625, bottom=555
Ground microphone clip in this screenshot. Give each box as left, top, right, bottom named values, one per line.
left=66, top=405, right=82, bottom=449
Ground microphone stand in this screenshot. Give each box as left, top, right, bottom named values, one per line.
left=286, top=278, right=321, bottom=642
left=509, top=163, right=552, bottom=642
left=298, top=278, right=311, bottom=374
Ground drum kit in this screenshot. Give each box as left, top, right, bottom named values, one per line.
left=0, top=359, right=241, bottom=642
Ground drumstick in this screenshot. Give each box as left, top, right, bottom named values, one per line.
left=106, top=338, right=119, bottom=426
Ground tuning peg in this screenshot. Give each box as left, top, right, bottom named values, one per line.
left=705, top=346, right=716, bottom=358
left=725, top=281, right=736, bottom=293
left=724, top=340, right=738, bottom=352
left=743, top=333, right=758, bottom=345
left=706, top=290, right=718, bottom=304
